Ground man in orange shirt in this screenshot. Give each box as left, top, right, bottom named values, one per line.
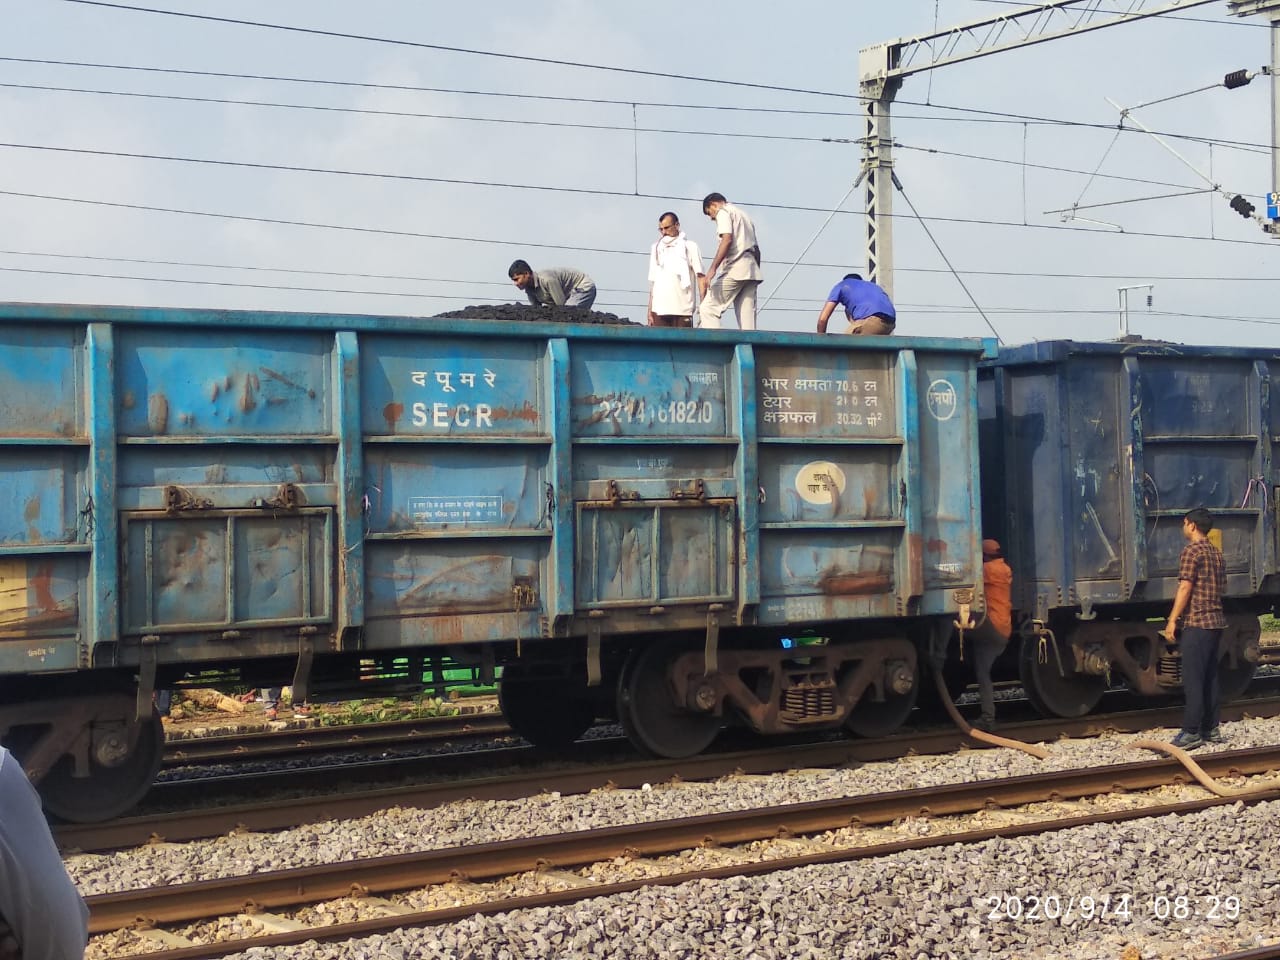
left=971, top=538, right=1014, bottom=731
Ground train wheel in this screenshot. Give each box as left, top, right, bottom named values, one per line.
left=1019, top=637, right=1105, bottom=718
left=1217, top=655, right=1256, bottom=703
left=846, top=672, right=919, bottom=738
left=499, top=665, right=595, bottom=749
left=39, top=697, right=165, bottom=823
left=618, top=641, right=720, bottom=758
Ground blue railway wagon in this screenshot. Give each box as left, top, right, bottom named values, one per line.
left=0, top=302, right=986, bottom=820
left=979, top=340, right=1271, bottom=718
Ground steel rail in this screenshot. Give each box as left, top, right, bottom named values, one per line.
left=86, top=743, right=1280, bottom=936
left=59, top=695, right=1280, bottom=854
left=162, top=712, right=511, bottom=765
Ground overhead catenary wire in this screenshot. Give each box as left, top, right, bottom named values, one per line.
left=8, top=263, right=1277, bottom=325
left=0, top=138, right=1256, bottom=223
left=5, top=245, right=1279, bottom=287
left=6, top=186, right=1280, bottom=253
left=59, top=0, right=867, bottom=100
left=0, top=57, right=1272, bottom=154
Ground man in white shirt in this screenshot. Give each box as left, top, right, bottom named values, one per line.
left=0, top=746, right=89, bottom=960
left=647, top=212, right=704, bottom=328
left=697, top=192, right=762, bottom=331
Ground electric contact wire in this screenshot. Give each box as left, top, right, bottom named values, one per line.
left=6, top=185, right=1280, bottom=253
left=0, top=140, right=1238, bottom=220
left=5, top=50, right=1271, bottom=154
left=7, top=246, right=1280, bottom=288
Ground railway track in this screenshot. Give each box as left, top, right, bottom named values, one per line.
left=85, top=742, right=1280, bottom=960
left=60, top=694, right=1280, bottom=854
left=161, top=712, right=512, bottom=766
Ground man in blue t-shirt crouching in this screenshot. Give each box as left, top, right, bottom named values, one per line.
left=816, top=273, right=896, bottom=336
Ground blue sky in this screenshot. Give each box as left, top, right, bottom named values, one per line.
left=1, top=0, right=1276, bottom=346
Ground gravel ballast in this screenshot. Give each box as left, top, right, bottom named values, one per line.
left=72, top=716, right=1280, bottom=959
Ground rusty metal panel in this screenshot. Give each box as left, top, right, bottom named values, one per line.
left=568, top=341, right=737, bottom=613
left=756, top=349, right=897, bottom=439
left=982, top=341, right=1277, bottom=615
left=753, top=348, right=906, bottom=622
left=0, top=324, right=83, bottom=438
left=364, top=447, right=548, bottom=534
left=122, top=512, right=331, bottom=632
left=575, top=503, right=733, bottom=607
left=569, top=343, right=731, bottom=438
left=115, top=328, right=332, bottom=437
left=757, top=447, right=896, bottom=524
left=914, top=352, right=980, bottom=591
left=363, top=540, right=546, bottom=622
left=362, top=335, right=547, bottom=437
left=0, top=558, right=81, bottom=638
left=0, top=450, right=86, bottom=545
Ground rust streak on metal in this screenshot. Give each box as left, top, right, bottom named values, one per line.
left=818, top=572, right=891, bottom=595
left=489, top=402, right=539, bottom=423
left=925, top=539, right=947, bottom=554
left=240, top=374, right=260, bottom=413
left=382, top=402, right=404, bottom=431
left=24, top=496, right=41, bottom=543
left=260, top=367, right=315, bottom=398
left=31, top=563, right=57, bottom=613
left=147, top=393, right=169, bottom=434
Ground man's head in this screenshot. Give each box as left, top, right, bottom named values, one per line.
left=844, top=273, right=863, bottom=281
left=658, top=212, right=681, bottom=236
left=982, top=538, right=1002, bottom=560
left=1184, top=507, right=1213, bottom=539
left=702, top=192, right=727, bottom=218
left=508, top=259, right=534, bottom=291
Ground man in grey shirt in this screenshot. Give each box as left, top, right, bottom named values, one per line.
left=508, top=259, right=597, bottom=311
left=0, top=746, right=89, bottom=960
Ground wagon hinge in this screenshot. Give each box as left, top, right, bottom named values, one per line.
left=292, top=626, right=317, bottom=703
left=164, top=485, right=213, bottom=512
left=136, top=633, right=162, bottom=722
left=255, top=483, right=303, bottom=511
left=704, top=603, right=724, bottom=676
left=605, top=479, right=639, bottom=505
left=671, top=479, right=707, bottom=501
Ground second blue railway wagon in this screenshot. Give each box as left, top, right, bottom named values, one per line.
left=0, top=302, right=986, bottom=820
left=979, top=340, right=1271, bottom=718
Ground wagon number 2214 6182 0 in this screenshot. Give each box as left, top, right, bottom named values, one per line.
left=596, top=398, right=714, bottom=425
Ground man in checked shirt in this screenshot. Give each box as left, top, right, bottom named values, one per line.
left=1163, top=507, right=1228, bottom=750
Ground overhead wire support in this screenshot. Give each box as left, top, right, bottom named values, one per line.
left=858, top=0, right=1220, bottom=296
left=1105, top=95, right=1270, bottom=228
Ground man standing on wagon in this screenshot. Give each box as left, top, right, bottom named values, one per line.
left=697, top=193, right=762, bottom=330
left=647, top=211, right=704, bottom=327
left=1164, top=507, right=1228, bottom=750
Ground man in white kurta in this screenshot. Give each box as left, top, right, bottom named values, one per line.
left=647, top=212, right=704, bottom=328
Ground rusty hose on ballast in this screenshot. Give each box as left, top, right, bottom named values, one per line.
left=1131, top=739, right=1280, bottom=798
left=931, top=663, right=1049, bottom=759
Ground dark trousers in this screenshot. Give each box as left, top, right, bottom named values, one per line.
left=970, top=620, right=1010, bottom=721
left=1180, top=626, right=1222, bottom=735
